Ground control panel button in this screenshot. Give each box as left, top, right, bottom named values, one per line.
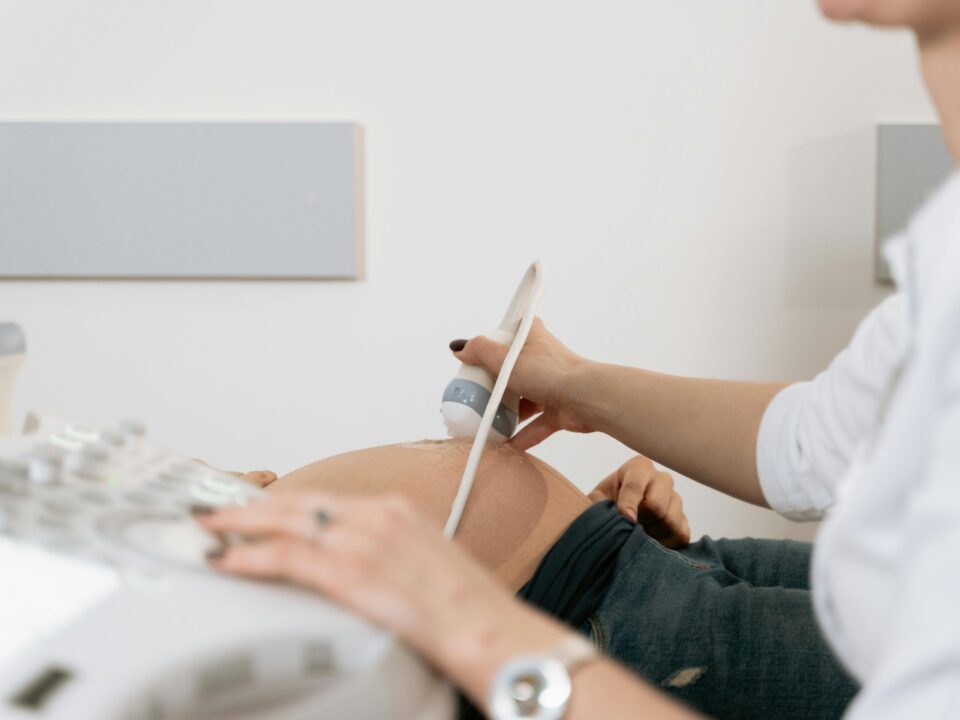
left=43, top=498, right=78, bottom=516
left=102, top=511, right=222, bottom=569
left=188, top=473, right=259, bottom=507
left=199, top=474, right=243, bottom=495
left=63, top=424, right=102, bottom=443
left=98, top=429, right=127, bottom=448
left=80, top=443, right=111, bottom=462
left=28, top=448, right=63, bottom=484
left=118, top=419, right=147, bottom=439
left=69, top=442, right=113, bottom=480
left=170, top=461, right=201, bottom=476
left=189, top=484, right=237, bottom=506
left=77, top=489, right=111, bottom=506
left=122, top=491, right=160, bottom=508
left=156, top=471, right=191, bottom=487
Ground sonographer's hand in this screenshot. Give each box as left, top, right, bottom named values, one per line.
left=194, top=492, right=571, bottom=705
left=589, top=455, right=691, bottom=549
left=451, top=317, right=594, bottom=452
left=196, top=493, right=704, bottom=719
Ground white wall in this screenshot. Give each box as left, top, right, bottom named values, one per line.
left=0, top=1, right=935, bottom=542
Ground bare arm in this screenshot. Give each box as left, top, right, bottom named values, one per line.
left=454, top=319, right=786, bottom=507
left=573, top=363, right=787, bottom=506
left=199, top=492, right=702, bottom=720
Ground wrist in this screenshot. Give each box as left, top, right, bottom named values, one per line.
left=564, top=359, right=610, bottom=435
left=429, top=603, right=571, bottom=709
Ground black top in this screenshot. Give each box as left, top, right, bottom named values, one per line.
left=459, top=501, right=633, bottom=719
left=517, top=500, right=634, bottom=629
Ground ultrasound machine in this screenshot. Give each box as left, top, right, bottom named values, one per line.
left=0, top=322, right=455, bottom=719
left=0, top=263, right=542, bottom=719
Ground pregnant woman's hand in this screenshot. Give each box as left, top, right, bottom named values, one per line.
left=589, top=456, right=691, bottom=548
left=194, top=492, right=571, bottom=704
left=451, top=317, right=594, bottom=452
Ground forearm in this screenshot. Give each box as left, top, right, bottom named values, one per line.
left=432, top=602, right=700, bottom=719
left=571, top=362, right=787, bottom=506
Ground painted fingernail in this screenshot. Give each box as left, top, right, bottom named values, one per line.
left=191, top=504, right=216, bottom=516
left=205, top=547, right=226, bottom=561
left=449, top=339, right=467, bottom=352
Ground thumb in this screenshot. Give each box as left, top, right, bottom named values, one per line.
left=587, top=471, right=617, bottom=504
left=453, top=335, right=509, bottom=374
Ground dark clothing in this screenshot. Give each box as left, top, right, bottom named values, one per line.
left=516, top=500, right=634, bottom=630
left=461, top=501, right=858, bottom=719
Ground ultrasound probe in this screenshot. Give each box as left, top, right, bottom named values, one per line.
left=441, top=262, right=544, bottom=538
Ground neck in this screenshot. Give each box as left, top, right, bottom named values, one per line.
left=918, top=27, right=960, bottom=166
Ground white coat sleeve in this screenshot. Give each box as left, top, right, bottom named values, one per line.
left=842, top=346, right=960, bottom=718
left=756, top=294, right=908, bottom=520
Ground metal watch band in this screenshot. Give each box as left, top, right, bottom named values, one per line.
left=488, top=635, right=600, bottom=720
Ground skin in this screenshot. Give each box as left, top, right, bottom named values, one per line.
left=268, top=441, right=688, bottom=591
left=207, top=3, right=960, bottom=718
left=457, top=323, right=785, bottom=507
left=456, top=0, right=960, bottom=507
left=271, top=440, right=590, bottom=591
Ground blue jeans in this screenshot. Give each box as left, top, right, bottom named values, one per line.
left=582, top=532, right=858, bottom=719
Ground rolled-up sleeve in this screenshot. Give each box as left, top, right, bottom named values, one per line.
left=757, top=294, right=907, bottom=520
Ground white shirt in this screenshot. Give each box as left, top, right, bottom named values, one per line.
left=757, top=172, right=960, bottom=718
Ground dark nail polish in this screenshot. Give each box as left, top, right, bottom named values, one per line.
left=206, top=547, right=226, bottom=561
left=449, top=339, right=467, bottom=352
left=191, top=504, right=216, bottom=516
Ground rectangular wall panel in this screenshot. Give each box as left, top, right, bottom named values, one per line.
left=0, top=122, right=363, bottom=279
left=875, top=124, right=952, bottom=283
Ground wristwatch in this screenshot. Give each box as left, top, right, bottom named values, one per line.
left=488, top=635, right=600, bottom=720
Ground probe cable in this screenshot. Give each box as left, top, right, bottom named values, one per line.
left=443, top=261, right=544, bottom=538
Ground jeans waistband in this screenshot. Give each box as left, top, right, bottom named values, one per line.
left=517, top=500, right=636, bottom=630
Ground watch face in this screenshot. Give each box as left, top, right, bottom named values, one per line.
left=489, top=655, right=571, bottom=720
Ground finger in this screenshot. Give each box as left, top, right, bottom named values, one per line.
left=658, top=516, right=692, bottom=550
left=518, top=398, right=543, bottom=422
left=194, top=495, right=339, bottom=539
left=452, top=335, right=509, bottom=374
left=509, top=415, right=560, bottom=452
left=643, top=517, right=675, bottom=544
left=635, top=472, right=674, bottom=526
left=210, top=536, right=325, bottom=585
left=243, top=470, right=278, bottom=488
left=640, top=491, right=688, bottom=548
left=587, top=470, right=619, bottom=504
left=616, top=470, right=649, bottom=524
left=658, top=493, right=690, bottom=548
left=643, top=502, right=690, bottom=549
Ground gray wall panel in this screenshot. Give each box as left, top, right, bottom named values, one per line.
left=0, top=122, right=363, bottom=279
left=875, top=124, right=953, bottom=283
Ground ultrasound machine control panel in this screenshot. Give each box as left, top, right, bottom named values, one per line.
left=0, top=413, right=454, bottom=719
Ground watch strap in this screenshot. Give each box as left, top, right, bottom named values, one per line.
left=488, top=634, right=601, bottom=720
